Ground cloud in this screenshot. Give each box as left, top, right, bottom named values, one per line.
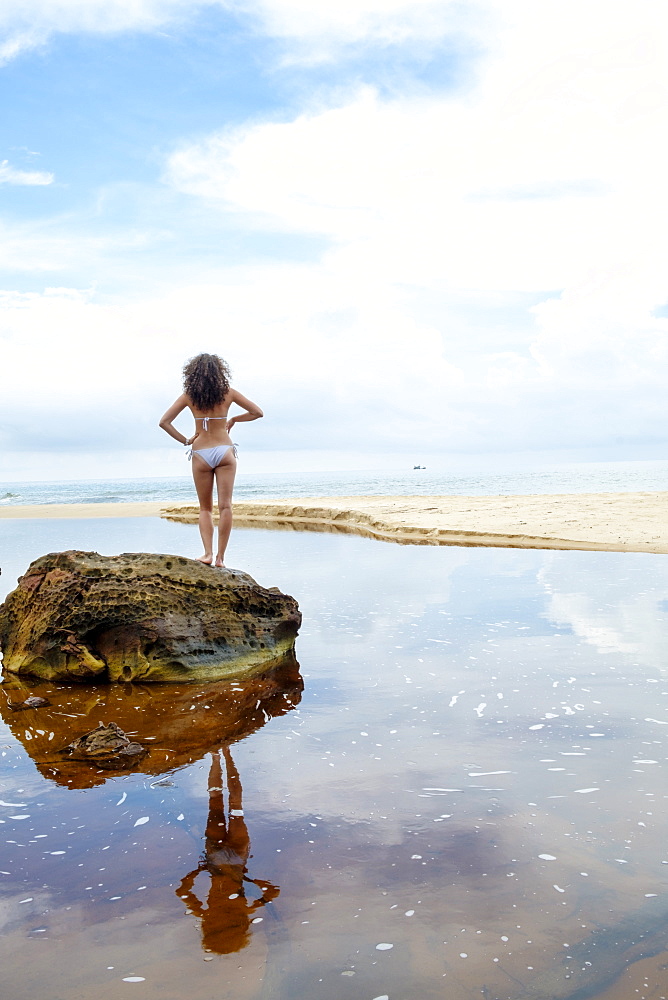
left=0, top=0, right=481, bottom=64
left=539, top=555, right=668, bottom=669
left=0, top=220, right=161, bottom=272
left=1, top=252, right=666, bottom=465
left=2, top=0, right=668, bottom=469
left=161, top=1, right=668, bottom=453
left=0, top=159, right=53, bottom=186
left=0, top=277, right=463, bottom=454
left=0, top=30, right=37, bottom=63
left=0, top=0, right=204, bottom=62
left=234, top=0, right=485, bottom=64
left=165, top=56, right=668, bottom=292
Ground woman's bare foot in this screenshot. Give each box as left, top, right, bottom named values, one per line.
left=196, top=554, right=214, bottom=565
left=214, top=558, right=225, bottom=568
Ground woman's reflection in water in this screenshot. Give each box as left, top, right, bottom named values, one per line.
left=177, top=746, right=279, bottom=954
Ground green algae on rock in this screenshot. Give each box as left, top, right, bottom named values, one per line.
left=0, top=550, right=301, bottom=682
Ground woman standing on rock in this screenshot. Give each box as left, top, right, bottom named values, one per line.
left=159, top=353, right=263, bottom=567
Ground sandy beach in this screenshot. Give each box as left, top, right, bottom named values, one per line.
left=2, top=492, right=668, bottom=553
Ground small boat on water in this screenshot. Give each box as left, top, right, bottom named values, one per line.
left=413, top=465, right=427, bottom=470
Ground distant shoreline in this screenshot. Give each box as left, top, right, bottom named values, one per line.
left=2, top=492, right=668, bottom=553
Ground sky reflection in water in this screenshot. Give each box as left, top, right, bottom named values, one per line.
left=1, top=518, right=668, bottom=999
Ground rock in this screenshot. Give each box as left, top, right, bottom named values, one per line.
left=62, top=721, right=148, bottom=769
left=5, top=695, right=50, bottom=711
left=0, top=550, right=301, bottom=683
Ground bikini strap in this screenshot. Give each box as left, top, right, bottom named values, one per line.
left=195, top=416, right=226, bottom=432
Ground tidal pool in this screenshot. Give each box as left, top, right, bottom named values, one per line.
left=1, top=517, right=668, bottom=1000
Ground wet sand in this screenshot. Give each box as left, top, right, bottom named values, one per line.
left=166, top=492, right=668, bottom=553
left=2, top=492, right=668, bottom=552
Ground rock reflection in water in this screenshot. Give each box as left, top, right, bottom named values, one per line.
left=177, top=747, right=280, bottom=955
left=0, top=649, right=303, bottom=789
left=0, top=652, right=301, bottom=967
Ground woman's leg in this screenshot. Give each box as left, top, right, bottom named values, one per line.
left=192, top=456, right=215, bottom=563
left=222, top=746, right=250, bottom=860
left=213, top=452, right=237, bottom=567
left=205, top=751, right=227, bottom=843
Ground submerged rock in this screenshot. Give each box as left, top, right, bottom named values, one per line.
left=5, top=695, right=50, bottom=711
left=0, top=550, right=301, bottom=682
left=62, top=721, right=148, bottom=769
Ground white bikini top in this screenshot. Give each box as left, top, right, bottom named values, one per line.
left=194, top=416, right=226, bottom=431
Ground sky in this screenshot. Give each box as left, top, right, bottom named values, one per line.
left=1, top=0, right=668, bottom=482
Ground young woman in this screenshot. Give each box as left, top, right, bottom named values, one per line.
left=159, top=353, right=263, bottom=567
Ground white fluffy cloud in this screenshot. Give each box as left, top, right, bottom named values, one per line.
left=166, top=14, right=668, bottom=291
left=235, top=0, right=483, bottom=63
left=0, top=272, right=463, bottom=455
left=3, top=0, right=668, bottom=472
left=162, top=0, right=668, bottom=450
left=0, top=160, right=53, bottom=185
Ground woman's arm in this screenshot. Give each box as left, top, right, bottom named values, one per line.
left=159, top=394, right=195, bottom=445
left=226, top=389, right=263, bottom=433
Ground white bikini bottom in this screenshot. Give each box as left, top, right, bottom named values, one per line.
left=188, top=444, right=237, bottom=469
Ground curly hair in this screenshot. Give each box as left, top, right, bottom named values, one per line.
left=182, top=353, right=231, bottom=411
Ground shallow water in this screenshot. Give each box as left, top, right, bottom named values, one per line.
left=1, top=519, right=668, bottom=999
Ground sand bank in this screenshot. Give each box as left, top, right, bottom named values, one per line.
left=163, top=492, right=668, bottom=553
left=2, top=493, right=667, bottom=553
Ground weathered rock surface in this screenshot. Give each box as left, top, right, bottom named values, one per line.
left=62, top=721, right=148, bottom=769
left=0, top=550, right=301, bottom=682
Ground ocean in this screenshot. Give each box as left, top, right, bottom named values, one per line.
left=2, top=458, right=668, bottom=506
